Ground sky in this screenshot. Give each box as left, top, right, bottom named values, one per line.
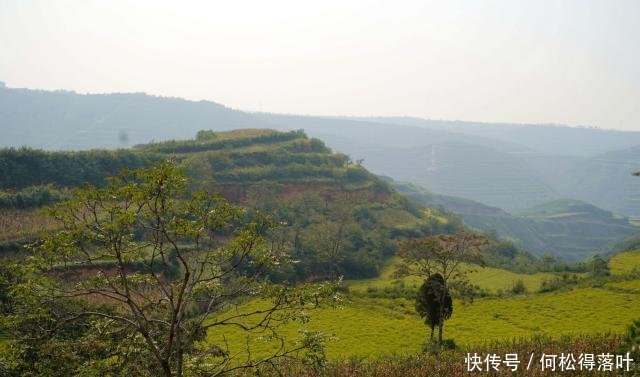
left=1, top=0, right=639, bottom=130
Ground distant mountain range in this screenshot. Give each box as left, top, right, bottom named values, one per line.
left=0, top=83, right=270, bottom=150
left=2, top=82, right=640, bottom=221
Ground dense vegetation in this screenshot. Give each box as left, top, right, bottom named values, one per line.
left=0, top=147, right=161, bottom=188
left=0, top=185, right=65, bottom=209
left=0, top=162, right=341, bottom=377
left=232, top=334, right=628, bottom=376
left=143, top=130, right=462, bottom=280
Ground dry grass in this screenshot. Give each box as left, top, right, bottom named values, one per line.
left=235, top=334, right=631, bottom=376
left=0, top=208, right=60, bottom=242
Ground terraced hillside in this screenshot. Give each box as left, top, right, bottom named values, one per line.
left=397, top=183, right=638, bottom=261
left=256, top=113, right=559, bottom=212
left=6, top=84, right=640, bottom=219
left=0, top=129, right=462, bottom=281
left=2, top=127, right=640, bottom=373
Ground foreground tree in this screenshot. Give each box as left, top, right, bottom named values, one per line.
left=415, top=273, right=452, bottom=342
left=4, top=161, right=338, bottom=377
left=396, top=232, right=487, bottom=347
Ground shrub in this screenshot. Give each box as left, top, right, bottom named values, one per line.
left=511, top=279, right=527, bottom=295
left=0, top=185, right=65, bottom=209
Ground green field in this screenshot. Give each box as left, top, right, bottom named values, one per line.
left=605, top=279, right=640, bottom=293
left=209, top=252, right=640, bottom=360
left=609, top=249, right=640, bottom=275
left=346, top=257, right=554, bottom=294
left=208, top=286, right=640, bottom=360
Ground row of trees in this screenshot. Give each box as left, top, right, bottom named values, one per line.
left=241, top=181, right=461, bottom=281
left=0, top=147, right=161, bottom=189
left=182, top=149, right=349, bottom=172
left=140, top=130, right=314, bottom=154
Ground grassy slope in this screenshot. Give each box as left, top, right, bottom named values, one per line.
left=346, top=256, right=554, bottom=294
left=209, top=288, right=640, bottom=360
left=210, top=252, right=640, bottom=360
left=609, top=249, right=640, bottom=275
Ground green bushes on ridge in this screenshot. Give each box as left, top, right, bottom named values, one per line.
left=138, top=129, right=316, bottom=154
left=0, top=185, right=65, bottom=209
left=0, top=147, right=162, bottom=189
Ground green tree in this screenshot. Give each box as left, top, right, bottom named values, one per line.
left=4, top=161, right=338, bottom=377
left=301, top=193, right=363, bottom=279
left=589, top=254, right=610, bottom=277
left=415, top=273, right=452, bottom=343
left=180, top=153, right=215, bottom=191
left=396, top=232, right=487, bottom=347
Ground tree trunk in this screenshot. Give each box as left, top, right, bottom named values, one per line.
left=177, top=348, right=183, bottom=377
left=161, top=361, right=172, bottom=377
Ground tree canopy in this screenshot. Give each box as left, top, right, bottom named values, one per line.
left=1, top=161, right=339, bottom=377
left=396, top=232, right=487, bottom=346
left=415, top=273, right=452, bottom=342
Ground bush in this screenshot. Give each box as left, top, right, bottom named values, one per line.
left=422, top=338, right=456, bottom=354
left=0, top=147, right=161, bottom=189
left=511, top=279, right=527, bottom=295
left=621, top=319, right=640, bottom=358
left=0, top=185, right=65, bottom=209
left=538, top=274, right=579, bottom=293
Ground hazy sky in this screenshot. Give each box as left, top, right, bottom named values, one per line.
left=1, top=0, right=639, bottom=130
